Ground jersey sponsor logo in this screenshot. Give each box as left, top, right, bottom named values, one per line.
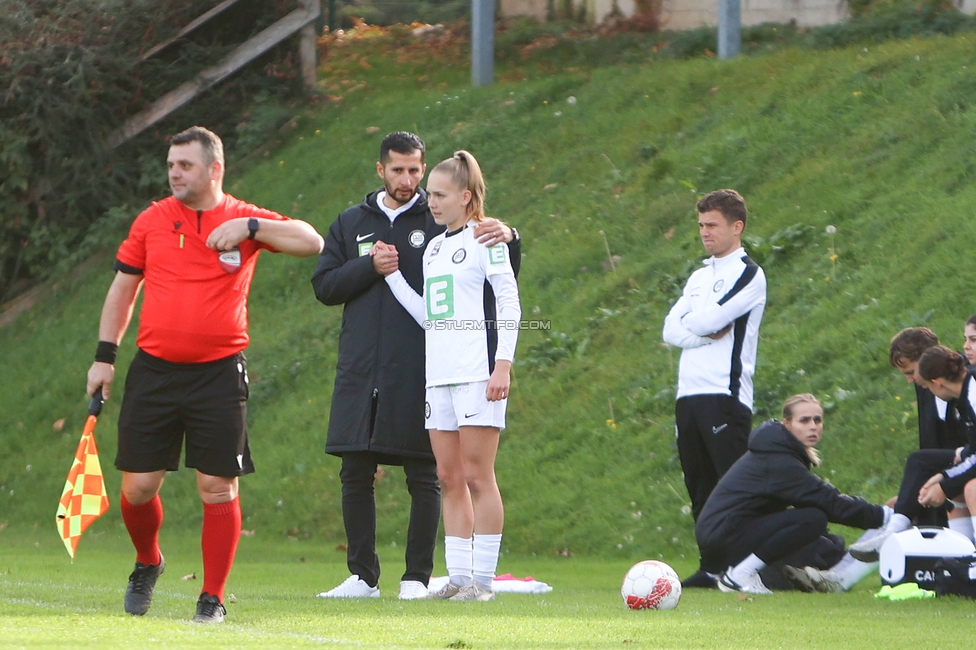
left=218, top=248, right=242, bottom=273
left=452, top=249, right=467, bottom=264
left=488, top=245, right=506, bottom=265
left=464, top=411, right=480, bottom=419
left=425, top=401, right=431, bottom=419
left=356, top=232, right=375, bottom=242
left=358, top=242, right=374, bottom=257
left=426, top=275, right=455, bottom=320
left=713, top=279, right=725, bottom=293
left=712, top=423, right=728, bottom=434
left=409, top=230, right=426, bottom=248
left=173, top=220, right=183, bottom=232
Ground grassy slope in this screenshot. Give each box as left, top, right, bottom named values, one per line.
left=4, top=27, right=976, bottom=563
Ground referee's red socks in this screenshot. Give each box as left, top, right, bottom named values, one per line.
left=120, top=493, right=163, bottom=566
left=201, top=496, right=242, bottom=602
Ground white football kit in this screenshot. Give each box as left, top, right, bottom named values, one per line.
left=386, top=222, right=521, bottom=430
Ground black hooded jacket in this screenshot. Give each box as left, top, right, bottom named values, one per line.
left=695, top=420, right=884, bottom=550
left=311, top=189, right=520, bottom=460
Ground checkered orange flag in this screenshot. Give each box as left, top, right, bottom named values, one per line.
left=56, top=390, right=110, bottom=558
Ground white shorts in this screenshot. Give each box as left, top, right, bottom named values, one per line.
left=425, top=380, right=507, bottom=431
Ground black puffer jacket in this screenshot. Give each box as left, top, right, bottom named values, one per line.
left=695, top=420, right=884, bottom=550
left=311, top=189, right=520, bottom=460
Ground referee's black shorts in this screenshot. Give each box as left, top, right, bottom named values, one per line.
left=115, top=349, right=254, bottom=477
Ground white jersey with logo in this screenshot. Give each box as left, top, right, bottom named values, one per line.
left=386, top=222, right=520, bottom=387
left=662, top=247, right=766, bottom=410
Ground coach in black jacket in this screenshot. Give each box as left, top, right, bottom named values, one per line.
left=695, top=394, right=885, bottom=593
left=311, top=132, right=520, bottom=599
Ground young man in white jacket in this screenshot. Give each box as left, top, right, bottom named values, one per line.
left=662, top=189, right=767, bottom=588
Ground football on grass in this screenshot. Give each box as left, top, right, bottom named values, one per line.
left=621, top=560, right=682, bottom=610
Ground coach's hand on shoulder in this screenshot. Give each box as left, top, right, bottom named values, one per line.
left=87, top=362, right=115, bottom=401
left=371, top=241, right=399, bottom=276
left=474, top=219, right=513, bottom=247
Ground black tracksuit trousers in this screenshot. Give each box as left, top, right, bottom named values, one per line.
left=676, top=394, right=752, bottom=520
left=699, top=508, right=829, bottom=574
left=339, top=451, right=440, bottom=588
left=894, top=448, right=958, bottom=520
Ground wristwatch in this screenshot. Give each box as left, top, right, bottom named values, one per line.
left=247, top=217, right=259, bottom=240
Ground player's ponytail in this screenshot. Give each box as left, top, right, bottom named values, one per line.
left=918, top=345, right=968, bottom=383
left=431, top=150, right=488, bottom=222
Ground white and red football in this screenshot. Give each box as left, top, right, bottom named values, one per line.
left=621, top=560, right=682, bottom=610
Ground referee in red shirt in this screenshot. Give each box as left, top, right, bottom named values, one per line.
left=86, top=126, right=323, bottom=623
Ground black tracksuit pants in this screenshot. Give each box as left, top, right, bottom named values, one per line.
left=894, top=448, right=958, bottom=520
left=699, top=508, right=829, bottom=574
left=339, top=451, right=440, bottom=587
left=676, top=394, right=752, bottom=520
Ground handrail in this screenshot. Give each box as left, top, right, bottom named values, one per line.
left=107, top=0, right=320, bottom=149
left=140, top=0, right=246, bottom=61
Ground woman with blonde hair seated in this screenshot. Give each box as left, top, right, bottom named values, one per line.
left=695, top=393, right=890, bottom=594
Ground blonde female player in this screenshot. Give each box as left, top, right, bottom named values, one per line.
left=381, top=150, right=521, bottom=601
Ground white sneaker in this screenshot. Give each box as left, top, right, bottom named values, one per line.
left=426, top=581, right=463, bottom=599
left=398, top=580, right=428, bottom=600
left=448, top=582, right=495, bottom=601
left=316, top=575, right=380, bottom=598
left=718, top=569, right=773, bottom=595
left=848, top=528, right=893, bottom=562
left=802, top=567, right=845, bottom=593
left=782, top=565, right=817, bottom=593
left=783, top=565, right=845, bottom=593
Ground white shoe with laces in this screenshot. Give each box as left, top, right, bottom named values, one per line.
left=316, top=575, right=380, bottom=598
left=398, top=580, right=428, bottom=600
left=848, top=528, right=893, bottom=562
left=448, top=582, right=495, bottom=601
left=783, top=565, right=846, bottom=593
left=801, top=566, right=845, bottom=593
left=718, top=568, right=773, bottom=595
left=426, top=581, right=463, bottom=599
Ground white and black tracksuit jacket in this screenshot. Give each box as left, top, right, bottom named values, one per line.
left=662, top=247, right=766, bottom=411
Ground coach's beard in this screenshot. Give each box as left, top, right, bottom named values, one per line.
left=386, top=183, right=417, bottom=206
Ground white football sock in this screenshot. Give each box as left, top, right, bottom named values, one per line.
left=950, top=516, right=975, bottom=543
left=887, top=513, right=911, bottom=533
left=473, top=533, right=502, bottom=588
left=848, top=525, right=888, bottom=554
left=729, top=553, right=766, bottom=584
left=445, top=536, right=473, bottom=586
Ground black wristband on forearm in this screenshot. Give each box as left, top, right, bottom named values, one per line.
left=95, top=340, right=118, bottom=364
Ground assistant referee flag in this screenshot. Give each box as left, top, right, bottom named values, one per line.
left=56, top=391, right=109, bottom=558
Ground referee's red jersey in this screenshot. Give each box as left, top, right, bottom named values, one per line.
left=116, top=195, right=288, bottom=363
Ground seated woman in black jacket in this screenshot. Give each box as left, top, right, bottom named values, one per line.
left=695, top=393, right=888, bottom=595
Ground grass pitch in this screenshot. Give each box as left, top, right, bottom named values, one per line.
left=8, top=23, right=976, bottom=649
left=2, top=527, right=974, bottom=648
